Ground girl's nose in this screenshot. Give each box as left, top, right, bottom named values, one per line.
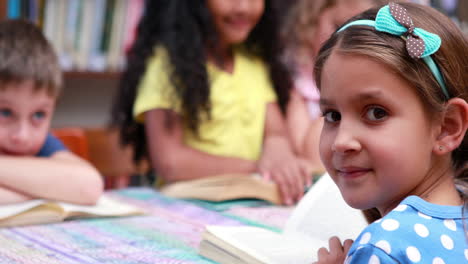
left=331, top=124, right=361, bottom=154
left=235, top=0, right=250, bottom=12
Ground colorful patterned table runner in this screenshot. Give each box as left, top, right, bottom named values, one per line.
left=0, top=187, right=293, bottom=264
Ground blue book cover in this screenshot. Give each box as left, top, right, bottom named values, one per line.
left=7, top=0, right=20, bottom=19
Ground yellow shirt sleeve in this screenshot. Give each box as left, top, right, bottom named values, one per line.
left=133, top=47, right=182, bottom=122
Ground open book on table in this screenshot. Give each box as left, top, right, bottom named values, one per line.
left=198, top=174, right=368, bottom=264
left=0, top=195, right=144, bottom=228
left=160, top=173, right=282, bottom=205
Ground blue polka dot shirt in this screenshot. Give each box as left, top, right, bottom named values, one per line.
left=345, top=196, right=468, bottom=264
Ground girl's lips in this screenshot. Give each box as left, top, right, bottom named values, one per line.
left=225, top=18, right=252, bottom=29
left=336, top=168, right=372, bottom=179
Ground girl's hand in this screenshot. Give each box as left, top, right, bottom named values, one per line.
left=314, top=237, right=353, bottom=264
left=258, top=148, right=312, bottom=205
left=260, top=102, right=313, bottom=205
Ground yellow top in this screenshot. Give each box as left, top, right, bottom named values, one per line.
left=133, top=47, right=276, bottom=160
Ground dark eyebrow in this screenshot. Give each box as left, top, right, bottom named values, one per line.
left=319, top=89, right=383, bottom=106
left=353, top=90, right=383, bottom=101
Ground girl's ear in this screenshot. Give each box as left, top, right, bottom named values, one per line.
left=434, top=98, right=468, bottom=154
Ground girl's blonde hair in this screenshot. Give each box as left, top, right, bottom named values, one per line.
left=315, top=2, right=468, bottom=206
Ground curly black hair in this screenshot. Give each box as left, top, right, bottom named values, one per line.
left=111, top=0, right=292, bottom=162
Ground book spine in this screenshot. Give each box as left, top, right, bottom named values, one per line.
left=28, top=0, right=38, bottom=23
left=42, top=0, right=57, bottom=45
left=7, top=0, right=21, bottom=19
left=106, top=0, right=128, bottom=71
left=122, top=0, right=144, bottom=54
left=75, top=0, right=94, bottom=70
left=37, top=0, right=45, bottom=29
left=62, top=0, right=80, bottom=71
left=100, top=0, right=116, bottom=61
left=87, top=0, right=107, bottom=71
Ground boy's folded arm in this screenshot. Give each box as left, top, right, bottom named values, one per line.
left=0, top=185, right=33, bottom=204
left=0, top=151, right=104, bottom=205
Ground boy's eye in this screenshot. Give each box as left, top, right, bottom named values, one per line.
left=0, top=108, right=12, bottom=117
left=365, top=107, right=388, bottom=121
left=323, top=111, right=341, bottom=123
left=32, top=111, right=46, bottom=120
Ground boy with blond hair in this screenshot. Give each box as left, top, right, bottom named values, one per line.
left=0, top=20, right=103, bottom=205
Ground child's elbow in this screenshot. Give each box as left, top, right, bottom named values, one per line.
left=78, top=169, right=104, bottom=205
left=153, top=154, right=180, bottom=182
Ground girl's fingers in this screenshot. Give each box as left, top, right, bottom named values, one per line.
left=273, top=171, right=293, bottom=205
left=317, top=246, right=329, bottom=260
left=328, top=236, right=343, bottom=252
left=284, top=164, right=304, bottom=203
left=343, top=239, right=354, bottom=254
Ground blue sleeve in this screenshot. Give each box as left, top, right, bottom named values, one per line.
left=347, top=244, right=399, bottom=264
left=36, top=133, right=67, bottom=157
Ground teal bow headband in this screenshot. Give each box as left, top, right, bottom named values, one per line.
left=338, top=3, right=449, bottom=99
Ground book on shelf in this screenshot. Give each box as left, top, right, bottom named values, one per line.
left=0, top=195, right=144, bottom=228
left=198, top=174, right=368, bottom=264
left=159, top=173, right=282, bottom=205
left=5, top=0, right=145, bottom=72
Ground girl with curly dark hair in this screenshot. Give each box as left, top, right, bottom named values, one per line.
left=112, top=0, right=311, bottom=205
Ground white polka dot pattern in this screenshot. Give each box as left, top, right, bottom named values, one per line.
left=414, top=223, right=429, bottom=237
left=375, top=240, right=391, bottom=254
left=440, top=234, right=454, bottom=250
left=360, top=232, right=372, bottom=244
left=369, top=255, right=380, bottom=264
left=381, top=219, right=399, bottom=231
left=443, top=219, right=456, bottom=231
left=432, top=257, right=445, bottom=264
left=406, top=246, right=421, bottom=262
left=346, top=197, right=466, bottom=263
left=389, top=2, right=426, bottom=58
left=393, top=204, right=407, bottom=212
left=418, top=212, right=432, bottom=219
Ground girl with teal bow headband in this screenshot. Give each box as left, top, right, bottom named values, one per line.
left=312, top=2, right=468, bottom=264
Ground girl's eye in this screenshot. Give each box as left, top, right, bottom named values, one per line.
left=365, top=107, right=388, bottom=121
left=0, top=108, right=12, bottom=118
left=32, top=111, right=46, bottom=120
left=323, top=111, right=341, bottom=123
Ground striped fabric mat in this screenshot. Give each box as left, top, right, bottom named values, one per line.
left=0, top=187, right=293, bottom=264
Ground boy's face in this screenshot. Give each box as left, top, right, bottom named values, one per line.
left=0, top=81, right=55, bottom=156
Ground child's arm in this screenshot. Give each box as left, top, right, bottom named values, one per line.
left=144, top=109, right=258, bottom=182
left=286, top=90, right=325, bottom=174
left=0, top=185, right=33, bottom=204
left=258, top=102, right=312, bottom=205
left=0, top=151, right=103, bottom=205
left=286, top=90, right=311, bottom=154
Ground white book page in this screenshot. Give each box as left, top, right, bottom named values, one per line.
left=283, top=174, right=367, bottom=242
left=57, top=196, right=143, bottom=216
left=0, top=200, right=47, bottom=219
left=206, top=225, right=322, bottom=264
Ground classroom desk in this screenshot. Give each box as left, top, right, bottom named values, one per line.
left=0, top=187, right=293, bottom=264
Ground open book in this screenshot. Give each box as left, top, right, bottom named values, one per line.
left=198, top=174, right=368, bottom=264
left=0, top=195, right=144, bottom=228
left=160, top=173, right=282, bottom=205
